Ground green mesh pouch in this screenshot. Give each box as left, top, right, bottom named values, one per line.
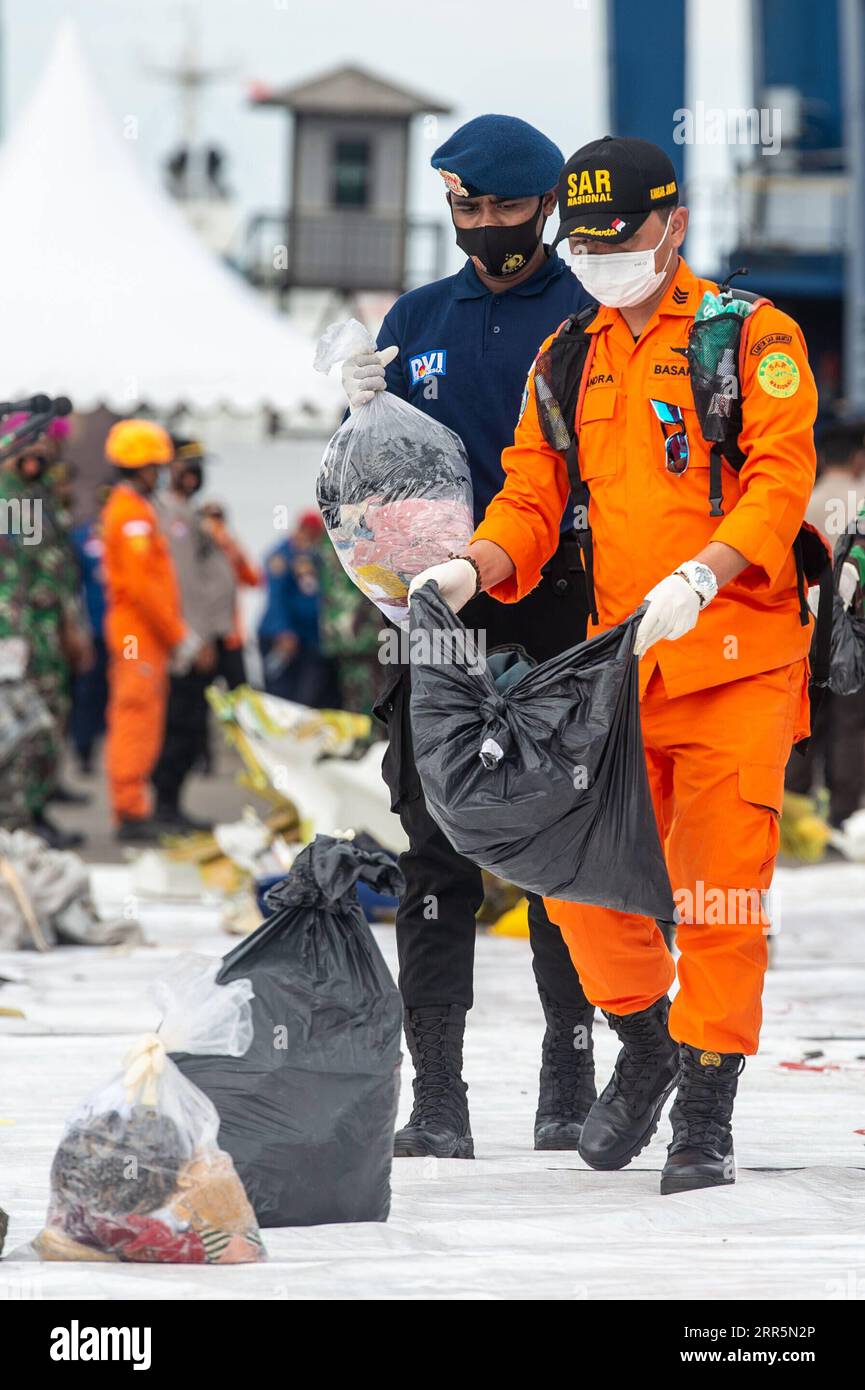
left=687, top=308, right=748, bottom=449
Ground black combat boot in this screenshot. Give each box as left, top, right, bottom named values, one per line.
left=115, top=817, right=160, bottom=844
left=31, top=811, right=84, bottom=851
left=153, top=801, right=211, bottom=834
left=660, top=1045, right=745, bottom=1194
left=394, top=1005, right=474, bottom=1159
left=534, top=990, right=597, bottom=1150
left=579, top=996, right=679, bottom=1170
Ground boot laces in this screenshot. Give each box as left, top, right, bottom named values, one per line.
left=671, top=1055, right=745, bottom=1153
left=407, top=1014, right=464, bottom=1127
left=540, top=999, right=594, bottom=1111
left=608, top=1009, right=672, bottom=1113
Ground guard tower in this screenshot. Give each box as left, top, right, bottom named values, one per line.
left=246, top=63, right=451, bottom=296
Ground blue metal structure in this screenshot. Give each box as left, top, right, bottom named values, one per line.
left=608, top=0, right=687, bottom=187
left=757, top=0, right=843, bottom=153
left=608, top=0, right=859, bottom=415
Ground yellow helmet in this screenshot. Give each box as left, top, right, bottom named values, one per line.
left=105, top=419, right=174, bottom=468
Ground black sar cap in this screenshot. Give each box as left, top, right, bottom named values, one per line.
left=554, top=135, right=679, bottom=245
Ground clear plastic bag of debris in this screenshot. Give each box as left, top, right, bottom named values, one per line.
left=34, top=956, right=265, bottom=1264
left=314, top=318, right=473, bottom=625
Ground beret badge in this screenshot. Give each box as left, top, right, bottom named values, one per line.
left=438, top=168, right=469, bottom=197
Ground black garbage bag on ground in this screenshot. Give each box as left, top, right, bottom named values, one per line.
left=408, top=581, right=674, bottom=919
left=174, top=836, right=404, bottom=1228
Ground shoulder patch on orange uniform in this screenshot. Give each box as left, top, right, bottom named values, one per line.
left=757, top=352, right=800, bottom=398
left=749, top=331, right=793, bottom=356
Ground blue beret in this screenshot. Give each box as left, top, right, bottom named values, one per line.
left=431, top=114, right=564, bottom=199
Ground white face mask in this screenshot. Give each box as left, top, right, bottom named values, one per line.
left=570, top=212, right=675, bottom=308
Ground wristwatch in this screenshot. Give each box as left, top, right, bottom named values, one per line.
left=674, top=560, right=718, bottom=608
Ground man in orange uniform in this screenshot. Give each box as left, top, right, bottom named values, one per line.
left=102, top=420, right=197, bottom=840
left=409, top=138, right=818, bottom=1194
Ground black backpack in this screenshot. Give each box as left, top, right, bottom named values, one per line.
left=531, top=280, right=834, bottom=692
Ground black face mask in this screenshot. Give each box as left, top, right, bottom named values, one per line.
left=453, top=198, right=544, bottom=278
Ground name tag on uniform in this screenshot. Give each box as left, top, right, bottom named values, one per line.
left=649, top=354, right=690, bottom=380
left=409, top=349, right=447, bottom=385
left=585, top=368, right=619, bottom=390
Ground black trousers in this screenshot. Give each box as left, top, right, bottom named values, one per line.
left=375, top=530, right=592, bottom=1011
left=152, top=667, right=210, bottom=809
left=217, top=643, right=247, bottom=691
left=785, top=684, right=865, bottom=827
left=69, top=635, right=108, bottom=762
left=259, top=637, right=340, bottom=709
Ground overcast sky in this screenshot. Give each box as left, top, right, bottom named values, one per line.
left=2, top=0, right=750, bottom=273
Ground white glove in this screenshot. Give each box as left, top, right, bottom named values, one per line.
left=634, top=573, right=702, bottom=657
left=839, top=560, right=860, bottom=610
left=170, top=630, right=203, bottom=675
left=341, top=345, right=399, bottom=411
left=408, top=558, right=479, bottom=613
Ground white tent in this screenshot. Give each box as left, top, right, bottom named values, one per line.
left=0, top=23, right=343, bottom=421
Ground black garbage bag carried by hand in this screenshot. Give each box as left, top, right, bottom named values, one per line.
left=828, top=590, right=865, bottom=696
left=408, top=581, right=674, bottom=919
left=827, top=523, right=865, bottom=698
left=174, top=836, right=404, bottom=1228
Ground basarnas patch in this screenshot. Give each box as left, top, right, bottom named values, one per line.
left=757, top=351, right=800, bottom=398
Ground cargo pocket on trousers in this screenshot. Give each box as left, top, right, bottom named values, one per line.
left=738, top=763, right=784, bottom=818
left=738, top=762, right=784, bottom=878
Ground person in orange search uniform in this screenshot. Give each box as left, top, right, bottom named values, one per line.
left=408, top=137, right=818, bottom=1195
left=102, top=420, right=200, bottom=841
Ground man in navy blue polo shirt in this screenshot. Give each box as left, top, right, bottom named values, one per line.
left=343, top=114, right=596, bottom=1160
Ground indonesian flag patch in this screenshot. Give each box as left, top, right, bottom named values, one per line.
left=611, top=217, right=626, bottom=233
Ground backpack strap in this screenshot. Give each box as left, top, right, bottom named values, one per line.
left=708, top=445, right=725, bottom=518
left=532, top=304, right=599, bottom=621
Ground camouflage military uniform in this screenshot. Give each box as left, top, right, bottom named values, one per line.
left=318, top=539, right=384, bottom=717
left=0, top=470, right=80, bottom=822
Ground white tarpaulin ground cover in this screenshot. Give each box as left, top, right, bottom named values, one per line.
left=0, top=863, right=863, bottom=1301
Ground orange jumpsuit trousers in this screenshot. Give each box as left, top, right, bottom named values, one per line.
left=101, top=483, right=185, bottom=822
left=105, top=648, right=170, bottom=821
left=543, top=659, right=810, bottom=1056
